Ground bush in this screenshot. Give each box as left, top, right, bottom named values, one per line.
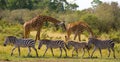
left=109, top=31, right=120, bottom=43
left=0, top=20, right=23, bottom=45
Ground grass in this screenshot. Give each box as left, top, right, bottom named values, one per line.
left=0, top=45, right=120, bottom=62
left=0, top=31, right=120, bottom=62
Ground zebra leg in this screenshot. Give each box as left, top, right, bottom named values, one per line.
left=63, top=47, right=67, bottom=57
left=27, top=47, right=31, bottom=56
left=87, top=49, right=90, bottom=57
left=75, top=49, right=78, bottom=57
left=50, top=48, right=54, bottom=56
left=43, top=47, right=48, bottom=57
left=32, top=46, right=38, bottom=57
left=18, top=47, right=21, bottom=56
left=59, top=48, right=62, bottom=57
left=11, top=47, right=16, bottom=56
left=91, top=47, right=96, bottom=58
left=111, top=48, right=116, bottom=58
left=108, top=48, right=111, bottom=57
left=99, top=48, right=102, bottom=58
left=82, top=48, right=85, bottom=58
left=72, top=49, right=75, bottom=57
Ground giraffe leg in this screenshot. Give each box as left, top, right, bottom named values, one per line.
left=74, top=31, right=78, bottom=40
left=35, top=33, right=38, bottom=41
left=37, top=31, right=40, bottom=40
left=27, top=31, right=30, bottom=38
left=24, top=28, right=27, bottom=38
left=36, top=27, right=42, bottom=41
left=35, top=29, right=40, bottom=41
left=24, top=30, right=30, bottom=38
left=67, top=31, right=71, bottom=41
left=78, top=33, right=81, bottom=41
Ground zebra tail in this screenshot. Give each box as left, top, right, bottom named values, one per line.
left=110, top=40, right=115, bottom=48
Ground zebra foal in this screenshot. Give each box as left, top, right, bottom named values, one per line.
left=88, top=37, right=116, bottom=58
left=67, top=41, right=90, bottom=57
left=38, top=39, right=68, bottom=57
left=3, top=36, right=38, bottom=57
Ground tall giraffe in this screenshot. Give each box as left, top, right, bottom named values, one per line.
left=65, top=21, right=94, bottom=41
left=23, top=15, right=66, bottom=41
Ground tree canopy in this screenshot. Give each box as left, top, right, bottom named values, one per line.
left=0, top=0, right=78, bottom=12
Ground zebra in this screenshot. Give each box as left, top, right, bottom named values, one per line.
left=88, top=37, right=116, bottom=58
left=3, top=36, right=38, bottom=57
left=67, top=41, right=90, bottom=57
left=38, top=39, right=68, bottom=57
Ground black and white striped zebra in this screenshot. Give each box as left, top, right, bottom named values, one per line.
left=38, top=39, right=68, bottom=57
left=88, top=37, right=116, bottom=58
left=67, top=41, right=90, bottom=57
left=3, top=36, right=38, bottom=57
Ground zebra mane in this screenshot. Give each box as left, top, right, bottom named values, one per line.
left=68, top=41, right=77, bottom=45
left=89, top=37, right=99, bottom=41
left=7, top=36, right=17, bottom=44
left=39, top=39, right=51, bottom=44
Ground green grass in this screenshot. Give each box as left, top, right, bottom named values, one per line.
left=0, top=44, right=120, bottom=62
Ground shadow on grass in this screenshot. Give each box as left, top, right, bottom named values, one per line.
left=0, top=58, right=10, bottom=61
left=19, top=55, right=120, bottom=60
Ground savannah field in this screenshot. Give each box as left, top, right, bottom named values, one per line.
left=0, top=31, right=120, bottom=62
left=1, top=0, right=120, bottom=62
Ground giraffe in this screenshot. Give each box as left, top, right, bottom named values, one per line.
left=23, top=15, right=66, bottom=41
left=65, top=21, right=94, bottom=41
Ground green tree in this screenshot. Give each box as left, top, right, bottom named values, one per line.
left=95, top=2, right=120, bottom=33
left=7, top=0, right=33, bottom=9
left=66, top=3, right=79, bottom=10
left=91, top=0, right=102, bottom=8
left=81, top=14, right=99, bottom=29
left=110, top=2, right=120, bottom=30
left=0, top=0, right=7, bottom=9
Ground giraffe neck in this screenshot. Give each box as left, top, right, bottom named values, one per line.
left=43, top=16, right=61, bottom=25
left=86, top=26, right=94, bottom=38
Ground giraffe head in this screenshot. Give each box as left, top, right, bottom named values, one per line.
left=65, top=35, right=70, bottom=41
left=57, top=21, right=66, bottom=31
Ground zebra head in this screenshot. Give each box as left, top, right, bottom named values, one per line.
left=67, top=41, right=74, bottom=49
left=88, top=37, right=95, bottom=47
left=38, top=40, right=43, bottom=49
left=57, top=21, right=66, bottom=31
left=65, top=35, right=70, bottom=41
left=4, top=36, right=17, bottom=46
